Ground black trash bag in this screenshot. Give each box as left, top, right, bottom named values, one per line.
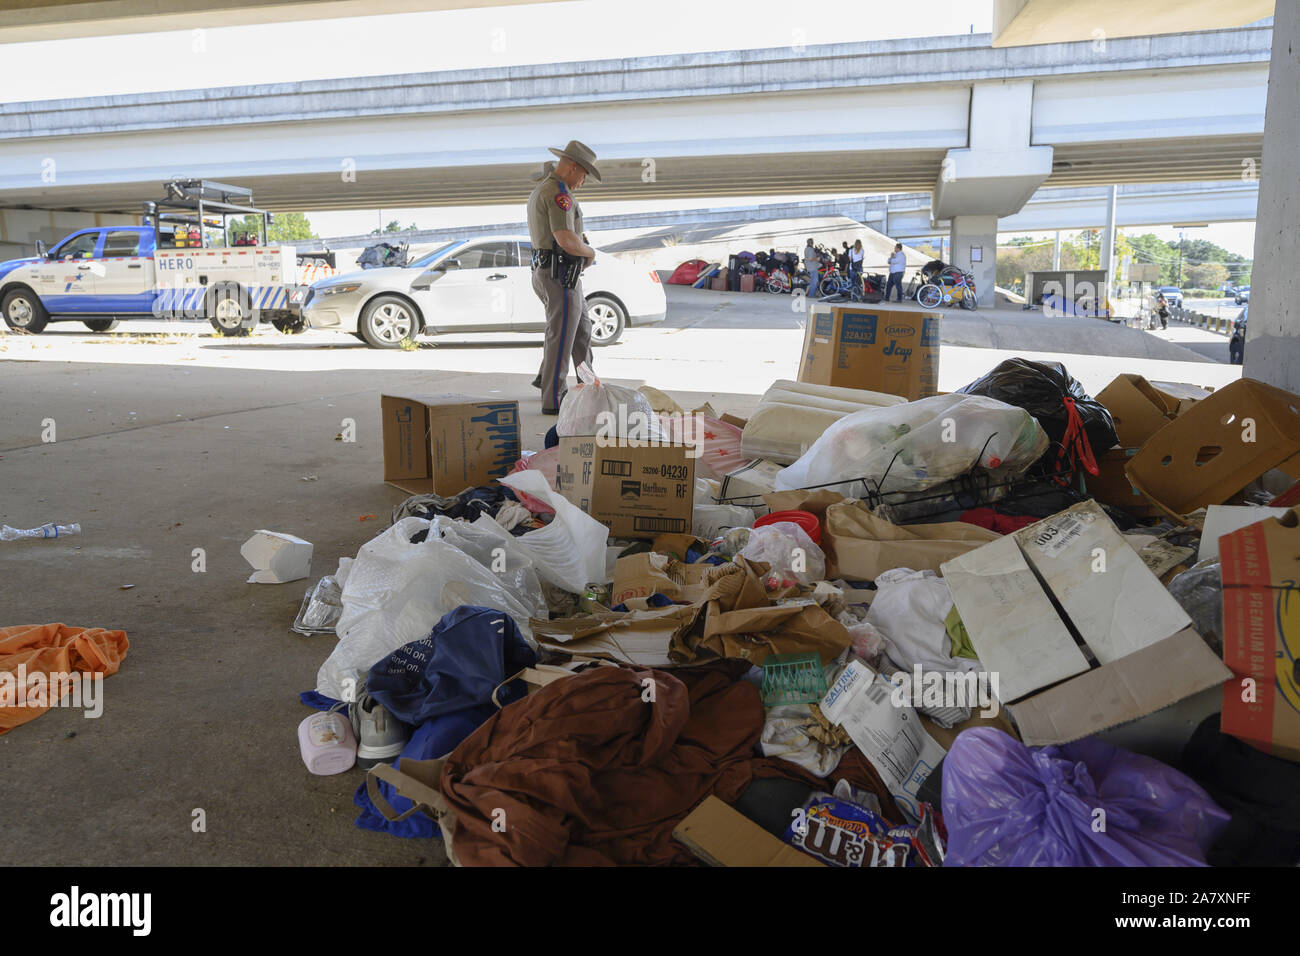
left=957, top=358, right=1118, bottom=458
left=1181, top=714, right=1300, bottom=867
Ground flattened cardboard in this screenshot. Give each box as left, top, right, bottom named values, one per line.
left=1126, top=379, right=1300, bottom=520
left=941, top=535, right=1089, bottom=702
left=943, top=502, right=1229, bottom=744
left=610, top=552, right=738, bottom=606
left=1011, top=628, right=1230, bottom=747
left=822, top=500, right=999, bottom=580
left=1011, top=501, right=1191, bottom=666
left=1219, top=510, right=1300, bottom=762
left=673, top=796, right=825, bottom=868
left=556, top=437, right=695, bottom=538
left=530, top=604, right=701, bottom=668
left=798, top=304, right=940, bottom=401
left=381, top=393, right=520, bottom=496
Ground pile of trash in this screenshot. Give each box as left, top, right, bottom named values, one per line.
left=268, top=358, right=1300, bottom=867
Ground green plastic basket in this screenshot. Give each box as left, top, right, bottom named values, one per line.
left=760, top=652, right=827, bottom=707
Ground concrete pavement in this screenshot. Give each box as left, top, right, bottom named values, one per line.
left=0, top=283, right=1242, bottom=865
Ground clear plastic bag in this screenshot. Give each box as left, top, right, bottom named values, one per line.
left=693, top=502, right=755, bottom=540
left=292, top=575, right=344, bottom=636
left=316, top=518, right=545, bottom=700
left=557, top=362, right=665, bottom=440
left=774, top=393, right=1049, bottom=496
left=1168, top=559, right=1224, bottom=653
left=739, top=521, right=826, bottom=587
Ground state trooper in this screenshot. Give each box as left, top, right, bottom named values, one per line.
left=526, top=140, right=601, bottom=415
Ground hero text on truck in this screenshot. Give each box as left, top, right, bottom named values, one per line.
left=0, top=179, right=336, bottom=336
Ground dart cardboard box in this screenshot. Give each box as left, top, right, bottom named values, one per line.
left=799, top=304, right=940, bottom=401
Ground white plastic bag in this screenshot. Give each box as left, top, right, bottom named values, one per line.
left=557, top=363, right=665, bottom=440
left=316, top=518, right=544, bottom=700
left=864, top=568, right=979, bottom=676
left=496, top=470, right=609, bottom=593
left=775, top=393, right=1048, bottom=495
left=739, top=521, right=826, bottom=587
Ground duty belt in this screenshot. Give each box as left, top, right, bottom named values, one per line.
left=533, top=247, right=584, bottom=290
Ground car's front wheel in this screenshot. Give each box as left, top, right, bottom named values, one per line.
left=587, top=295, right=626, bottom=346
left=359, top=295, right=419, bottom=349
left=2, top=288, right=49, bottom=333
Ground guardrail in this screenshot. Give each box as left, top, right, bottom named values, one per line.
left=1171, top=306, right=1234, bottom=336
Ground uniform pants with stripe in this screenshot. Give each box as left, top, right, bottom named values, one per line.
left=533, top=267, right=593, bottom=411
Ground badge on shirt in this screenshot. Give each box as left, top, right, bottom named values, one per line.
left=555, top=193, right=572, bottom=211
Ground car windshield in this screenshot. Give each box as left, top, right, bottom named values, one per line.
left=406, top=241, right=463, bottom=269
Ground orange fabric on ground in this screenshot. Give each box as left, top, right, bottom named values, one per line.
left=0, top=623, right=129, bottom=734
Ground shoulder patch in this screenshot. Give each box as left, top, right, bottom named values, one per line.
left=555, top=193, right=572, bottom=211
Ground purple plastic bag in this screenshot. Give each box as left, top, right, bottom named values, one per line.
left=942, top=728, right=1229, bottom=866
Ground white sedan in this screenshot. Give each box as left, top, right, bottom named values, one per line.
left=300, top=235, right=666, bottom=348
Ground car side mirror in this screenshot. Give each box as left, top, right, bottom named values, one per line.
left=35, top=239, right=47, bottom=258
left=440, top=258, right=461, bottom=270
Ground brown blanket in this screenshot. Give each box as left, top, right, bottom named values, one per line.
left=440, top=662, right=897, bottom=866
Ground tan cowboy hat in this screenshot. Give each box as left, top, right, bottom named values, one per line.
left=529, top=161, right=556, bottom=183
left=547, top=139, right=602, bottom=182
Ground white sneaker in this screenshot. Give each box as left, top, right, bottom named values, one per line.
left=349, top=692, right=409, bottom=768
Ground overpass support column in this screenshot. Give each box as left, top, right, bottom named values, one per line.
left=1100, top=184, right=1117, bottom=303
left=932, top=81, right=1053, bottom=305
left=1245, top=1, right=1300, bottom=390
left=948, top=215, right=998, bottom=305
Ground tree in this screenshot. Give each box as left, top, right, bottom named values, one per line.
left=267, top=211, right=316, bottom=243
left=1184, top=262, right=1229, bottom=290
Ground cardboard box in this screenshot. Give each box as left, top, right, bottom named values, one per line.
left=739, top=274, right=756, bottom=293
left=798, top=303, right=940, bottom=401
left=556, top=437, right=694, bottom=538
left=941, top=500, right=1230, bottom=745
left=1095, top=374, right=1183, bottom=447
left=381, top=394, right=520, bottom=496
left=1219, top=509, right=1300, bottom=762
left=673, top=796, right=825, bottom=867
left=1086, top=446, right=1162, bottom=518
left=1126, top=379, right=1300, bottom=521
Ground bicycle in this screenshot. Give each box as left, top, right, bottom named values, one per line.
left=917, top=267, right=978, bottom=310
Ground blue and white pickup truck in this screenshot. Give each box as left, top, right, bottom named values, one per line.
left=0, top=179, right=335, bottom=337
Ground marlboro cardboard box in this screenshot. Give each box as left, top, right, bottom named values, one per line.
left=556, top=437, right=695, bottom=539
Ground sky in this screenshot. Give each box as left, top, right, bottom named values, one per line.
left=0, top=0, right=1255, bottom=256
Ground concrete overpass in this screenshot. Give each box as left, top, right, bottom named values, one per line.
left=0, top=24, right=1272, bottom=301
left=287, top=179, right=1259, bottom=256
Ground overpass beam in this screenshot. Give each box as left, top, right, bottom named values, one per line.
left=1245, top=1, right=1300, bottom=391
left=933, top=82, right=1054, bottom=304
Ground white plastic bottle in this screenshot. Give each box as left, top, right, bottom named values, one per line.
left=0, top=522, right=82, bottom=541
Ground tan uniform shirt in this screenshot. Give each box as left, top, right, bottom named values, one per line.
left=527, top=173, right=583, bottom=251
